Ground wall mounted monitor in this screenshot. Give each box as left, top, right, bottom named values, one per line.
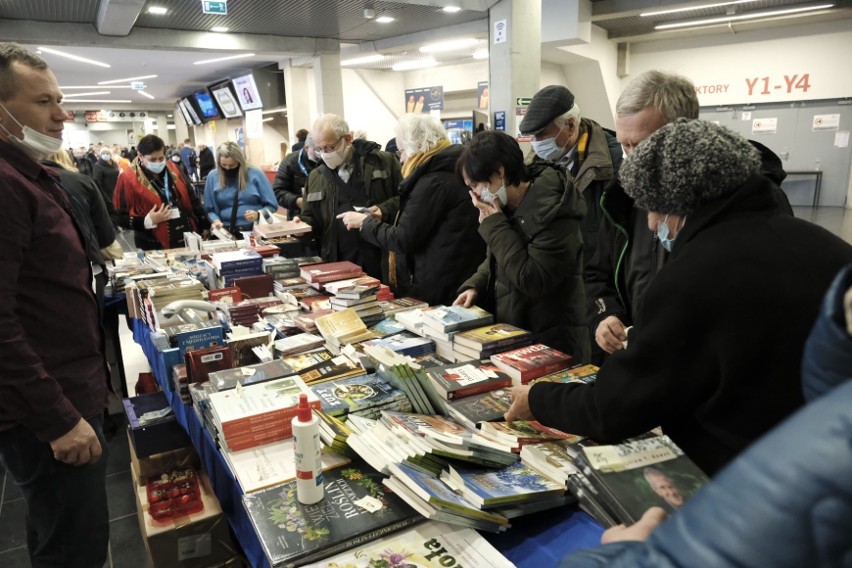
left=232, top=73, right=263, bottom=111
left=181, top=97, right=203, bottom=126
left=175, top=99, right=192, bottom=125
left=192, top=88, right=222, bottom=121
left=209, top=81, right=243, bottom=118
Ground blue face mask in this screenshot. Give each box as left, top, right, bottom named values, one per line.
left=530, top=136, right=566, bottom=162
left=656, top=215, right=676, bottom=252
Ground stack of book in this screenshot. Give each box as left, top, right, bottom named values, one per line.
left=211, top=249, right=264, bottom=288
left=362, top=345, right=436, bottom=415
left=206, top=375, right=321, bottom=452
left=261, top=257, right=302, bottom=280
left=206, top=286, right=242, bottom=305
left=243, top=464, right=421, bottom=568
left=171, top=363, right=191, bottom=404
left=207, top=360, right=296, bottom=392
left=225, top=297, right=286, bottom=328
left=278, top=283, right=327, bottom=309
left=164, top=319, right=224, bottom=359
left=480, top=420, right=584, bottom=453
left=567, top=434, right=709, bottom=527
left=362, top=331, right=435, bottom=358
left=314, top=308, right=380, bottom=354
left=378, top=296, right=429, bottom=317
left=315, top=409, right=357, bottom=457
left=417, top=305, right=493, bottom=361
left=300, top=260, right=364, bottom=287
left=253, top=219, right=312, bottom=239
left=491, top=343, right=574, bottom=385
left=420, top=359, right=513, bottom=401
left=442, top=461, right=567, bottom=512
left=298, top=354, right=366, bottom=385
left=221, top=436, right=350, bottom=494
left=520, top=438, right=586, bottom=486
left=327, top=279, right=384, bottom=324
left=453, top=322, right=533, bottom=361
left=292, top=309, right=334, bottom=332
left=272, top=332, right=325, bottom=357
left=395, top=307, right=427, bottom=336
left=309, top=373, right=412, bottom=420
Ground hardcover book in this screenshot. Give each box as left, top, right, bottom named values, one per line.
left=334, top=283, right=380, bottom=300
left=184, top=344, right=234, bottom=384
left=243, top=464, right=421, bottom=567
left=425, top=360, right=512, bottom=400
left=207, top=360, right=296, bottom=392
left=490, top=343, right=574, bottom=384
left=309, top=374, right=409, bottom=417
left=207, top=286, right=243, bottom=304
left=298, top=355, right=366, bottom=385
left=421, top=305, right=494, bottom=333
left=281, top=349, right=334, bottom=373
left=368, top=318, right=407, bottom=338
left=322, top=276, right=381, bottom=295
left=171, top=321, right=225, bottom=359
left=274, top=333, right=325, bottom=356
left=362, top=332, right=436, bottom=358
left=253, top=220, right=313, bottom=239
left=534, top=363, right=600, bottom=384
left=227, top=331, right=275, bottom=367
left=445, top=388, right=514, bottom=429
left=300, top=261, right=364, bottom=284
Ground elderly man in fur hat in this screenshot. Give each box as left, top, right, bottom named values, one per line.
left=504, top=118, right=852, bottom=477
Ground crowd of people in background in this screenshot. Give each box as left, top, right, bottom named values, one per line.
left=2, top=38, right=851, bottom=568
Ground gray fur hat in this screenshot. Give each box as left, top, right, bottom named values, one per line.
left=620, top=118, right=761, bottom=216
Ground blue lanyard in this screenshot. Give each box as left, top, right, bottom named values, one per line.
left=162, top=169, right=171, bottom=203
left=297, top=149, right=308, bottom=176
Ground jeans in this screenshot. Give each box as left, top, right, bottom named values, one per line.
left=0, top=415, right=110, bottom=568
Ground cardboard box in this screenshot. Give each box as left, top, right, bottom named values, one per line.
left=123, top=391, right=191, bottom=458
left=128, top=429, right=201, bottom=487
left=136, top=472, right=238, bottom=567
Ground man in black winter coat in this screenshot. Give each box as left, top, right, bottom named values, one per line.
left=272, top=134, right=318, bottom=219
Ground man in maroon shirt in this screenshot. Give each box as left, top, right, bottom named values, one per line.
left=0, top=43, right=110, bottom=567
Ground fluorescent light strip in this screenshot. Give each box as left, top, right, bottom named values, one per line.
left=194, top=53, right=255, bottom=65
left=98, top=75, right=158, bottom=85
left=655, top=3, right=834, bottom=29
left=61, top=85, right=133, bottom=89
left=443, top=6, right=462, bottom=13
left=262, top=117, right=274, bottom=122
left=261, top=107, right=287, bottom=115
left=211, top=27, right=229, bottom=33
left=392, top=58, right=437, bottom=71
left=420, top=38, right=478, bottom=53
left=62, top=91, right=110, bottom=97
left=61, top=99, right=132, bottom=103
left=137, top=91, right=155, bottom=100
left=341, top=54, right=384, bottom=66
left=641, top=0, right=757, bottom=17
left=376, top=16, right=395, bottom=23
left=38, top=46, right=111, bottom=68
left=147, top=6, right=167, bottom=15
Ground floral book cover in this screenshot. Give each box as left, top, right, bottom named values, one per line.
left=301, top=520, right=514, bottom=568
left=243, top=464, right=422, bottom=567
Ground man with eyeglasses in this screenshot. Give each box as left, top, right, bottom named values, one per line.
left=297, top=114, right=401, bottom=280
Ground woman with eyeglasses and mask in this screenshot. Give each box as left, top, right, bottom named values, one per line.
left=113, top=134, right=209, bottom=250
left=204, top=141, right=278, bottom=237
left=454, top=130, right=590, bottom=363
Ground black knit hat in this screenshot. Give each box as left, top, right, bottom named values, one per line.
left=518, top=85, right=575, bottom=136
left=620, top=118, right=762, bottom=216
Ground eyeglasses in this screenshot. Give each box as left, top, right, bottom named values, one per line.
left=317, top=136, right=344, bottom=154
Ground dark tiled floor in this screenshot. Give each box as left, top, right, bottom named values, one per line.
left=0, top=415, right=150, bottom=567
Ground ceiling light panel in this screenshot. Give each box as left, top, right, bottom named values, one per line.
left=655, top=3, right=835, bottom=30
left=38, top=47, right=111, bottom=68
left=392, top=58, right=437, bottom=71
left=641, top=0, right=757, bottom=17
left=194, top=53, right=255, bottom=65
left=420, top=38, right=478, bottom=53
left=98, top=75, right=158, bottom=85
left=147, top=6, right=168, bottom=15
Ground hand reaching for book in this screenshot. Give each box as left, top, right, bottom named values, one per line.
left=50, top=418, right=103, bottom=466
left=596, top=315, right=629, bottom=354
left=453, top=288, right=477, bottom=308
left=503, top=385, right=534, bottom=423
left=601, top=506, right=668, bottom=544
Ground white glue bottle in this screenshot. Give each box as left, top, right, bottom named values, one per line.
left=293, top=394, right=324, bottom=505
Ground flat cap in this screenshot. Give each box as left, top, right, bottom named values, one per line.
left=519, top=85, right=575, bottom=136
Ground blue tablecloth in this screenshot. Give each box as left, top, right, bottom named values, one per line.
left=131, top=318, right=604, bottom=567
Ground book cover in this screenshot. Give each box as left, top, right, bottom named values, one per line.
left=281, top=349, right=334, bottom=372
left=310, top=374, right=407, bottom=417
left=254, top=220, right=313, bottom=239
left=207, top=286, right=243, bottom=304
left=208, top=360, right=295, bottom=392
left=480, top=420, right=582, bottom=447
left=445, top=388, right=513, bottom=429
left=322, top=276, right=381, bottom=295
left=300, top=261, right=364, bottom=284
left=334, top=283, right=380, bottom=300
left=235, top=273, right=275, bottom=300
left=363, top=333, right=435, bottom=358
left=447, top=461, right=565, bottom=508
left=368, top=318, right=407, bottom=338
left=227, top=331, right=274, bottom=367
left=421, top=305, right=493, bottom=333
left=299, top=356, right=366, bottom=385
left=208, top=375, right=319, bottom=434
left=578, top=435, right=710, bottom=524
left=243, top=465, right=421, bottom=567
left=274, top=333, right=325, bottom=356
left=212, top=249, right=264, bottom=271
left=173, top=323, right=225, bottom=359
left=535, top=363, right=599, bottom=384
left=184, top=344, right=234, bottom=384
left=454, top=322, right=532, bottom=352
left=425, top=360, right=512, bottom=400
left=490, top=344, right=574, bottom=384
left=299, top=294, right=333, bottom=313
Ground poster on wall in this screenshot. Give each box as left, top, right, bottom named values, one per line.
left=752, top=117, right=778, bottom=134
left=835, top=131, right=850, bottom=148
left=477, top=81, right=489, bottom=110
left=404, top=86, right=444, bottom=113
left=813, top=114, right=840, bottom=131
left=235, top=127, right=245, bottom=150
left=245, top=109, right=263, bottom=139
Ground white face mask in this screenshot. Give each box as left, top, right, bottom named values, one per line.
left=0, top=101, right=64, bottom=160
left=530, top=136, right=567, bottom=162
left=319, top=147, right=345, bottom=169
left=479, top=184, right=508, bottom=206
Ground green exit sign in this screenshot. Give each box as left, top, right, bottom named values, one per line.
left=516, top=97, right=532, bottom=106
left=202, top=1, right=228, bottom=15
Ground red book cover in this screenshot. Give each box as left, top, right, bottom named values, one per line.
left=490, top=344, right=574, bottom=384
left=185, top=344, right=234, bottom=384
left=208, top=286, right=243, bottom=304
left=219, top=400, right=322, bottom=438
left=234, top=274, right=275, bottom=299
left=299, top=261, right=364, bottom=283
left=223, top=428, right=290, bottom=452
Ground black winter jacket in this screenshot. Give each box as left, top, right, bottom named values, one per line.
left=272, top=148, right=316, bottom=216
left=460, top=162, right=590, bottom=362
left=359, top=145, right=484, bottom=305
left=532, top=173, right=852, bottom=475
left=92, top=159, right=120, bottom=225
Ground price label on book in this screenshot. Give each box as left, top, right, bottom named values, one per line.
left=583, top=443, right=679, bottom=472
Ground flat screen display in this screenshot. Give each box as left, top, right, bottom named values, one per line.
left=232, top=73, right=263, bottom=111
left=181, top=98, right=203, bottom=126
left=193, top=89, right=222, bottom=121
left=176, top=100, right=192, bottom=125
left=209, top=82, right=243, bottom=118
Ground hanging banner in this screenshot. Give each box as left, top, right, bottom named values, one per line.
left=477, top=81, right=489, bottom=110
left=404, top=86, right=444, bottom=113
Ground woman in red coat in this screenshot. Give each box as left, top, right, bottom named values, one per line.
left=114, top=134, right=209, bottom=250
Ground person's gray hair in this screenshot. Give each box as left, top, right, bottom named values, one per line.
left=617, top=70, right=699, bottom=123
left=620, top=118, right=761, bottom=216
left=553, top=103, right=581, bottom=129
left=312, top=113, right=350, bottom=139
left=304, top=133, right=315, bottom=149
left=0, top=43, right=48, bottom=101
left=215, top=141, right=248, bottom=190
left=396, top=114, right=448, bottom=156
left=643, top=467, right=667, bottom=483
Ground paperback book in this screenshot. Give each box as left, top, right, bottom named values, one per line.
left=445, top=461, right=565, bottom=509
left=421, top=305, right=493, bottom=333
left=490, top=343, right=574, bottom=384
left=424, top=360, right=512, bottom=400
left=310, top=374, right=410, bottom=418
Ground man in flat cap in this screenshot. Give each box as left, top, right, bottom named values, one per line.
left=519, top=85, right=621, bottom=269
